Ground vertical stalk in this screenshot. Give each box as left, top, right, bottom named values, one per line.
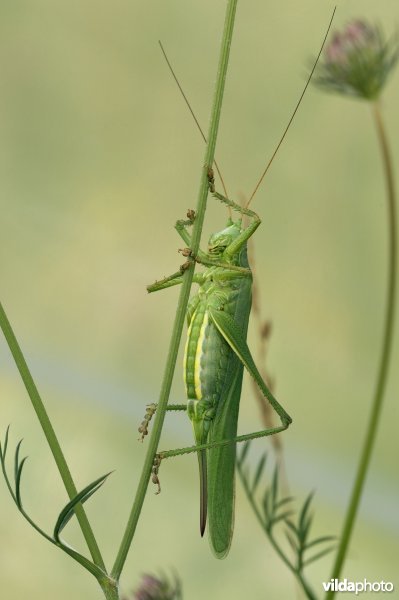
left=100, top=580, right=120, bottom=600
left=326, top=101, right=396, bottom=597
left=111, top=0, right=239, bottom=581
left=0, top=302, right=106, bottom=571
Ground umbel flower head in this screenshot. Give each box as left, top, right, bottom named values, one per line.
left=123, top=573, right=182, bottom=600
left=314, top=20, right=399, bottom=100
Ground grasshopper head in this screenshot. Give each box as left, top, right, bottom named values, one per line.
left=208, top=220, right=242, bottom=256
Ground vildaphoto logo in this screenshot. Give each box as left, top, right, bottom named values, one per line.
left=322, top=579, right=394, bottom=594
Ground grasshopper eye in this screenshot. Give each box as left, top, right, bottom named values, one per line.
left=208, top=244, right=227, bottom=255
left=208, top=233, right=230, bottom=254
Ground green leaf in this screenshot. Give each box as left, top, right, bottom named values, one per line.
left=13, top=439, right=29, bottom=509
left=262, top=489, right=272, bottom=521
left=298, top=492, right=314, bottom=537
left=285, top=519, right=301, bottom=541
left=14, top=439, right=24, bottom=485
left=53, top=472, right=111, bottom=541
left=271, top=465, right=279, bottom=506
left=57, top=542, right=108, bottom=581
left=0, top=425, right=11, bottom=462
left=299, top=492, right=314, bottom=526
left=270, top=510, right=294, bottom=525
left=276, top=495, right=294, bottom=508
left=252, top=453, right=267, bottom=493
left=303, top=545, right=336, bottom=566
left=15, top=456, right=28, bottom=509
left=285, top=531, right=298, bottom=552
left=238, top=440, right=251, bottom=466
left=299, top=513, right=313, bottom=544
left=304, top=535, right=336, bottom=551
left=242, top=466, right=251, bottom=486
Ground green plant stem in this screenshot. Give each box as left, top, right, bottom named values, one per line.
left=100, top=580, right=120, bottom=600
left=102, top=590, right=119, bottom=600
left=0, top=302, right=106, bottom=572
left=238, top=467, right=316, bottom=600
left=297, top=572, right=318, bottom=600
left=110, top=0, right=238, bottom=582
left=326, top=101, right=396, bottom=598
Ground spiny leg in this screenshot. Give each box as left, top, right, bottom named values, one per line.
left=213, top=190, right=260, bottom=222
left=174, top=209, right=196, bottom=246
left=209, top=306, right=292, bottom=426
left=147, top=208, right=207, bottom=294
left=175, top=210, right=208, bottom=264
left=194, top=254, right=251, bottom=275
left=177, top=243, right=252, bottom=275
left=207, top=170, right=261, bottom=258
left=150, top=421, right=289, bottom=495
left=138, top=403, right=157, bottom=442
left=147, top=271, right=205, bottom=293
left=215, top=191, right=261, bottom=259
left=151, top=454, right=162, bottom=495
left=138, top=403, right=187, bottom=442
left=157, top=421, right=289, bottom=461
left=147, top=207, right=215, bottom=292
left=137, top=403, right=187, bottom=494
left=207, top=165, right=260, bottom=223
left=147, top=251, right=250, bottom=294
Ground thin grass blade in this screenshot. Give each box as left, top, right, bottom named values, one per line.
left=262, top=489, right=272, bottom=521
left=271, top=465, right=279, bottom=506
left=54, top=472, right=111, bottom=540
left=299, top=512, right=313, bottom=545
left=304, top=535, right=336, bottom=550
left=270, top=510, right=294, bottom=525
left=251, top=453, right=267, bottom=493
left=285, top=531, right=299, bottom=552
left=275, top=495, right=294, bottom=508
left=285, top=519, right=300, bottom=538
left=299, top=492, right=314, bottom=533
left=0, top=425, right=11, bottom=461
left=14, top=439, right=23, bottom=484
left=303, top=545, right=337, bottom=566
left=238, top=440, right=251, bottom=466
left=15, top=456, right=28, bottom=508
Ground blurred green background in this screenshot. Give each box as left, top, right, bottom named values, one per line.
left=1, top=1, right=398, bottom=598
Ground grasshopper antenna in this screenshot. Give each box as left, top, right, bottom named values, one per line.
left=246, top=6, right=337, bottom=208
left=158, top=40, right=229, bottom=200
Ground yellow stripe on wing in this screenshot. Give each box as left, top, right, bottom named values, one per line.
left=183, top=316, right=195, bottom=393
left=194, top=311, right=209, bottom=400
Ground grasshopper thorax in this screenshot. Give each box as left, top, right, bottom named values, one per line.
left=207, top=219, right=242, bottom=256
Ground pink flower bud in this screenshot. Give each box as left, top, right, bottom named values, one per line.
left=315, top=20, right=399, bottom=100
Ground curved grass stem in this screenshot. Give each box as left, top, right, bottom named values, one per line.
left=110, top=0, right=239, bottom=582
left=0, top=302, right=106, bottom=572
left=237, top=461, right=317, bottom=600
left=326, top=101, right=396, bottom=597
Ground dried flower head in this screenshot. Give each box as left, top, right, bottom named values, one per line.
left=314, top=20, right=399, bottom=100
left=122, top=573, right=182, bottom=600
